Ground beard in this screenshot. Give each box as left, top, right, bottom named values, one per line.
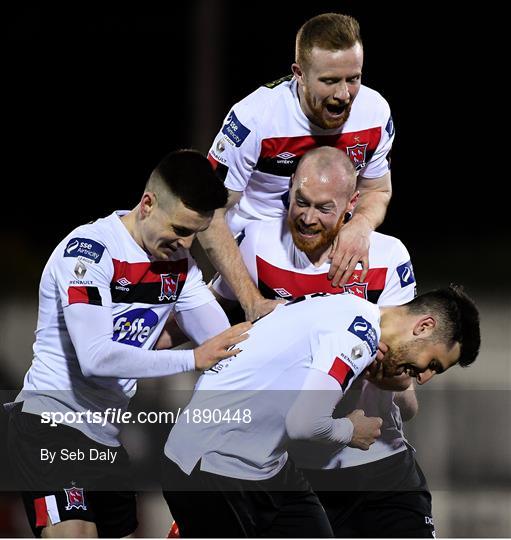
left=302, top=89, right=353, bottom=130
left=382, top=338, right=428, bottom=377
left=288, top=214, right=341, bottom=257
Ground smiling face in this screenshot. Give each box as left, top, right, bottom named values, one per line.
left=287, top=150, right=358, bottom=263
left=379, top=307, right=462, bottom=380
left=382, top=337, right=461, bottom=379
left=293, top=44, right=363, bottom=130
left=138, top=193, right=213, bottom=260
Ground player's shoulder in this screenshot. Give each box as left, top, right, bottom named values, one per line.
left=352, top=84, right=391, bottom=124
left=370, top=230, right=406, bottom=251
left=240, top=217, right=285, bottom=250
left=235, top=75, right=294, bottom=118
left=54, top=213, right=118, bottom=262
left=310, top=292, right=377, bottom=318
left=244, top=216, right=283, bottom=236
left=357, top=84, right=391, bottom=111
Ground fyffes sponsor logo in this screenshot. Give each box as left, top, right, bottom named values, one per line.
left=112, top=308, right=159, bottom=347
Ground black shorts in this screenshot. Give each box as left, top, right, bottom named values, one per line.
left=302, top=449, right=435, bottom=538
left=162, top=457, right=333, bottom=538
left=7, top=404, right=138, bottom=538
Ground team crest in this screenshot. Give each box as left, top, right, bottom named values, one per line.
left=64, top=486, right=87, bottom=511
left=344, top=282, right=368, bottom=299
left=346, top=143, right=368, bottom=170
left=159, top=273, right=180, bottom=301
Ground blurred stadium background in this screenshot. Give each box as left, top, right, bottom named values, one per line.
left=2, top=3, right=509, bottom=537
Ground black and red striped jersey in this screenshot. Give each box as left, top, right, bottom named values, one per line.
left=19, top=211, right=213, bottom=441
left=213, top=217, right=415, bottom=308
left=208, top=76, right=394, bottom=232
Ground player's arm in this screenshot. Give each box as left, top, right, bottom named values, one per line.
left=198, top=189, right=280, bottom=321
left=393, top=380, right=419, bottom=422
left=64, top=303, right=250, bottom=376
left=328, top=171, right=392, bottom=287
left=285, top=368, right=382, bottom=450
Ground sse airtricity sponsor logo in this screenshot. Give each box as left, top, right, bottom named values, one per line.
left=348, top=316, right=377, bottom=356
left=397, top=260, right=415, bottom=288
left=221, top=111, right=251, bottom=147
left=64, top=238, right=105, bottom=263
left=112, top=309, right=159, bottom=347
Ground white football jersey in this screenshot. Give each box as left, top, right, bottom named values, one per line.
left=165, top=293, right=380, bottom=480
left=208, top=77, right=394, bottom=232
left=17, top=211, right=214, bottom=445
left=213, top=217, right=417, bottom=468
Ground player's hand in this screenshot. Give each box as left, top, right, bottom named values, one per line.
left=376, top=340, right=388, bottom=362
left=193, top=322, right=252, bottom=370
left=364, top=343, right=413, bottom=391
left=346, top=409, right=382, bottom=450
left=243, top=298, right=285, bottom=323
left=327, top=217, right=371, bottom=287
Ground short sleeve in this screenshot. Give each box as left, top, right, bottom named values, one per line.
left=208, top=93, right=262, bottom=193
left=359, top=104, right=395, bottom=179
left=377, top=240, right=417, bottom=307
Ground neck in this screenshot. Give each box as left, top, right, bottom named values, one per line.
left=120, top=207, right=142, bottom=248
left=296, top=82, right=314, bottom=124
left=307, top=246, right=332, bottom=267
left=378, top=305, right=404, bottom=343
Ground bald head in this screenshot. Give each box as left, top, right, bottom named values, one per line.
left=288, top=146, right=359, bottom=263
left=294, top=146, right=356, bottom=199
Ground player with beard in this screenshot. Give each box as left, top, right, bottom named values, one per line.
left=162, top=284, right=481, bottom=538
left=200, top=13, right=394, bottom=322
left=211, top=146, right=441, bottom=537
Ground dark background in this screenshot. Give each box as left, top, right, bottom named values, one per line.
left=4, top=2, right=506, bottom=299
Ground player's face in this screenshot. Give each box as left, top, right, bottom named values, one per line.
left=142, top=198, right=213, bottom=260
left=293, top=44, right=363, bottom=130
left=381, top=338, right=461, bottom=380
left=287, top=169, right=346, bottom=257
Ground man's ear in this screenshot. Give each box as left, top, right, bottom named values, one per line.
left=413, top=315, right=436, bottom=337
left=346, top=190, right=360, bottom=215
left=292, top=62, right=304, bottom=84
left=416, top=369, right=436, bottom=385
left=140, top=192, right=156, bottom=219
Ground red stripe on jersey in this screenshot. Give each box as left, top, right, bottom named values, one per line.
left=112, top=258, right=188, bottom=286
left=68, top=286, right=89, bottom=305
left=256, top=257, right=387, bottom=296
left=34, top=497, right=48, bottom=527
left=208, top=154, right=219, bottom=170
left=328, top=356, right=353, bottom=386
left=259, top=128, right=382, bottom=159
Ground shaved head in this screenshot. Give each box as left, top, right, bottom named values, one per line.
left=288, top=146, right=358, bottom=263
left=294, top=146, right=357, bottom=199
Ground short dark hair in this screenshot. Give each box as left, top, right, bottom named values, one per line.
left=296, top=13, right=362, bottom=68
left=150, top=149, right=228, bottom=213
left=406, top=284, right=481, bottom=367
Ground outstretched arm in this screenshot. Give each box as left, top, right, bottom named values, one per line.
left=198, top=189, right=282, bottom=321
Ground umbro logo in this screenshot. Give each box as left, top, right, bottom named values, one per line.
left=274, top=287, right=292, bottom=298
left=115, top=277, right=132, bottom=292
left=276, top=152, right=296, bottom=160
